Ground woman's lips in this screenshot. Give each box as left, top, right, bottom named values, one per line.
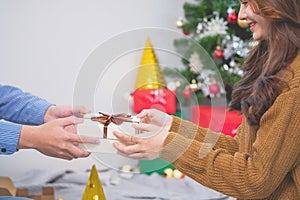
left=248, top=22, right=256, bottom=32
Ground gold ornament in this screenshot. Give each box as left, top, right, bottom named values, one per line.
left=237, top=19, right=248, bottom=28
left=135, top=37, right=166, bottom=89
left=82, top=165, right=106, bottom=200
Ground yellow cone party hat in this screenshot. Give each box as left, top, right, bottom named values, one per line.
left=135, top=37, right=166, bottom=89
left=82, top=165, right=106, bottom=200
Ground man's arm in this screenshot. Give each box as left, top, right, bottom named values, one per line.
left=0, top=121, right=21, bottom=154
left=0, top=85, right=53, bottom=125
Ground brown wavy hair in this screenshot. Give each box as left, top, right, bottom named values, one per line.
left=229, top=0, right=300, bottom=126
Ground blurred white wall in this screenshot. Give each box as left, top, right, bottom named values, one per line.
left=0, top=0, right=191, bottom=178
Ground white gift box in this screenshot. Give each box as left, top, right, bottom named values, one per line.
left=78, top=116, right=139, bottom=154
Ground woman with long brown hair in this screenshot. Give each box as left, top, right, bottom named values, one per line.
left=113, top=0, right=300, bottom=199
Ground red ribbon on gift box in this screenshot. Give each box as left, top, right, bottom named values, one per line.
left=91, top=112, right=136, bottom=138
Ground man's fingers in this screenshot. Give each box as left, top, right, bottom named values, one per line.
left=66, top=133, right=99, bottom=145
left=64, top=124, right=77, bottom=134
left=68, top=144, right=91, bottom=158
left=61, top=142, right=90, bottom=159
left=72, top=106, right=91, bottom=117
left=60, top=116, right=84, bottom=127
left=79, top=135, right=100, bottom=144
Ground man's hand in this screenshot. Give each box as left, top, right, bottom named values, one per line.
left=18, top=116, right=99, bottom=160
left=44, top=105, right=90, bottom=123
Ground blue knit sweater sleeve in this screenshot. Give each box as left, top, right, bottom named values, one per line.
left=0, top=85, right=53, bottom=154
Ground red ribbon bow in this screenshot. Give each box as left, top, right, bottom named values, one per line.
left=91, top=112, right=134, bottom=138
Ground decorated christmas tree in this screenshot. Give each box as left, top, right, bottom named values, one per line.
left=165, top=0, right=252, bottom=105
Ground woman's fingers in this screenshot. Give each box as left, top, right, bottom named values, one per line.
left=113, top=141, right=158, bottom=160
left=132, top=123, right=167, bottom=140
left=112, top=140, right=142, bottom=156
left=132, top=123, right=151, bottom=132
left=112, top=130, right=162, bottom=160
left=136, top=109, right=172, bottom=128
left=136, top=109, right=151, bottom=118
left=113, top=131, right=135, bottom=145
left=115, top=150, right=149, bottom=160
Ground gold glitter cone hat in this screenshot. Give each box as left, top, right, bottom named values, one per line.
left=135, top=37, right=166, bottom=89
left=82, top=165, right=106, bottom=200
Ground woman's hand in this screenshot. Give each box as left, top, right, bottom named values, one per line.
left=136, top=109, right=173, bottom=129
left=112, top=109, right=173, bottom=160
left=18, top=116, right=99, bottom=160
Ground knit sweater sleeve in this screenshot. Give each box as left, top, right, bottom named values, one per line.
left=169, top=116, right=239, bottom=154
left=160, top=88, right=300, bottom=199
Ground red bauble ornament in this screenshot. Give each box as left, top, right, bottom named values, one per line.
left=182, top=30, right=190, bottom=35
left=213, top=47, right=223, bottom=60
left=182, top=88, right=192, bottom=98
left=209, top=83, right=220, bottom=95
left=227, top=12, right=237, bottom=24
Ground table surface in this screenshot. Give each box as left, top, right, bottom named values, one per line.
left=11, top=168, right=235, bottom=200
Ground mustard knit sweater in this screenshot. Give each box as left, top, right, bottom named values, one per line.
left=160, top=53, right=300, bottom=199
